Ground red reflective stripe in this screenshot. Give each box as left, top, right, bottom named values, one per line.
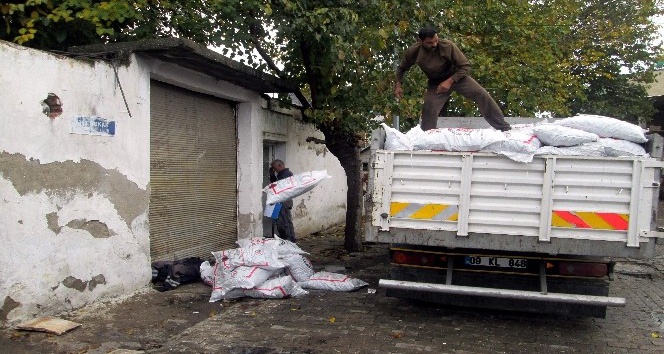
left=554, top=211, right=591, bottom=228
left=597, top=213, right=629, bottom=230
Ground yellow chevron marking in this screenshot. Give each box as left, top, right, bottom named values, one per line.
left=390, top=202, right=410, bottom=216
left=551, top=213, right=573, bottom=228
left=575, top=211, right=613, bottom=230
left=411, top=204, right=447, bottom=219
left=448, top=213, right=459, bottom=221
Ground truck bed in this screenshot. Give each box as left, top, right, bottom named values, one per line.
left=366, top=119, right=664, bottom=259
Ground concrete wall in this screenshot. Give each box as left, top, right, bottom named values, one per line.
left=0, top=41, right=152, bottom=324
left=0, top=40, right=346, bottom=325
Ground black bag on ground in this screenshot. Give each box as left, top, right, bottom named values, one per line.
left=151, top=257, right=204, bottom=292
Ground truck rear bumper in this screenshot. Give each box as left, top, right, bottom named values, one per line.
left=379, top=279, right=626, bottom=307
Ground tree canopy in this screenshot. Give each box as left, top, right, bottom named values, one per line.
left=3, top=1, right=662, bottom=122
left=3, top=0, right=663, bottom=250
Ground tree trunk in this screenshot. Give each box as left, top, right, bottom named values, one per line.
left=321, top=127, right=363, bottom=252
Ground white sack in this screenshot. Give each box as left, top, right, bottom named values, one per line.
left=554, top=114, right=647, bottom=143
left=280, top=254, right=315, bottom=282
left=237, top=235, right=308, bottom=256
left=535, top=138, right=648, bottom=158
left=381, top=123, right=412, bottom=150
left=213, top=245, right=285, bottom=271
left=209, top=287, right=246, bottom=301
left=599, top=138, right=648, bottom=157
left=298, top=271, right=369, bottom=291
left=411, top=128, right=505, bottom=151
left=244, top=276, right=309, bottom=299
left=535, top=142, right=607, bottom=157
left=534, top=124, right=599, bottom=147
left=209, top=262, right=278, bottom=302
left=214, top=265, right=276, bottom=291
left=405, top=125, right=425, bottom=142
left=200, top=261, right=214, bottom=287
left=482, top=129, right=541, bottom=163
left=264, top=170, right=331, bottom=205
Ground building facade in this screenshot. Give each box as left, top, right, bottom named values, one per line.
left=0, top=39, right=346, bottom=325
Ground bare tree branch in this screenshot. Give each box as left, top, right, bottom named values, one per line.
left=248, top=21, right=312, bottom=109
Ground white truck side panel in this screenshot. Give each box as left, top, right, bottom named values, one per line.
left=369, top=150, right=663, bottom=257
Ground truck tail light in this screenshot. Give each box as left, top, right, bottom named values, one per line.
left=392, top=250, right=446, bottom=267
left=558, top=262, right=608, bottom=277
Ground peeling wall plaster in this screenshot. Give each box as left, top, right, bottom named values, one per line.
left=0, top=152, right=147, bottom=228
left=0, top=154, right=151, bottom=324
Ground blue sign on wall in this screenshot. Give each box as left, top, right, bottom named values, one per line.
left=71, top=116, right=116, bottom=136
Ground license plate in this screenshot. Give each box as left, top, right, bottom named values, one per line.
left=464, top=256, right=528, bottom=269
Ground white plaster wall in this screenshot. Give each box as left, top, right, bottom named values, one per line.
left=288, top=121, right=348, bottom=236
left=236, top=102, right=265, bottom=239
left=0, top=43, right=150, bottom=189
left=0, top=41, right=151, bottom=324
left=261, top=110, right=348, bottom=236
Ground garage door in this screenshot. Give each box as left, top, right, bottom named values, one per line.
left=150, top=80, right=237, bottom=261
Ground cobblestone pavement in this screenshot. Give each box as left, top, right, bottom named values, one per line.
left=2, top=225, right=664, bottom=354
left=148, top=236, right=664, bottom=354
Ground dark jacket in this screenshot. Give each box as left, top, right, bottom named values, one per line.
left=396, top=39, right=471, bottom=88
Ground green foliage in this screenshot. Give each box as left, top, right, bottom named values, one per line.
left=3, top=0, right=662, bottom=127
left=561, top=0, right=662, bottom=123
left=0, top=1, right=214, bottom=50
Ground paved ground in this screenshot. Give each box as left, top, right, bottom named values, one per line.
left=2, top=226, right=664, bottom=354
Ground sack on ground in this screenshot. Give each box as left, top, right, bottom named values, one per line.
left=212, top=244, right=285, bottom=271
left=209, top=286, right=247, bottom=302
left=244, top=275, right=309, bottom=299
left=533, top=124, right=599, bottom=147
left=280, top=254, right=315, bottom=282
left=200, top=261, right=214, bottom=287
left=264, top=170, right=331, bottom=205
left=236, top=235, right=308, bottom=256
left=411, top=128, right=505, bottom=151
left=382, top=123, right=412, bottom=150
left=553, top=114, right=647, bottom=143
left=298, top=271, right=369, bottom=291
left=212, top=264, right=276, bottom=292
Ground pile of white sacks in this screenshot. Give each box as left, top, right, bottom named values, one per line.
left=200, top=236, right=368, bottom=302
left=383, top=114, right=649, bottom=163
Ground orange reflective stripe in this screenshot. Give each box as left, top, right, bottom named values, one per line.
left=596, top=213, right=629, bottom=231
left=553, top=211, right=591, bottom=228
left=552, top=211, right=629, bottom=230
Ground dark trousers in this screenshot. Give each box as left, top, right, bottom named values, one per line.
left=275, top=206, right=296, bottom=243
left=421, top=76, right=510, bottom=131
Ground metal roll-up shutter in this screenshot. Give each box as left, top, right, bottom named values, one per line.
left=150, top=80, right=237, bottom=261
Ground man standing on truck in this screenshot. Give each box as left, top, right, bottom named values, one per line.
left=269, top=159, right=297, bottom=243
left=394, top=26, right=511, bottom=132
